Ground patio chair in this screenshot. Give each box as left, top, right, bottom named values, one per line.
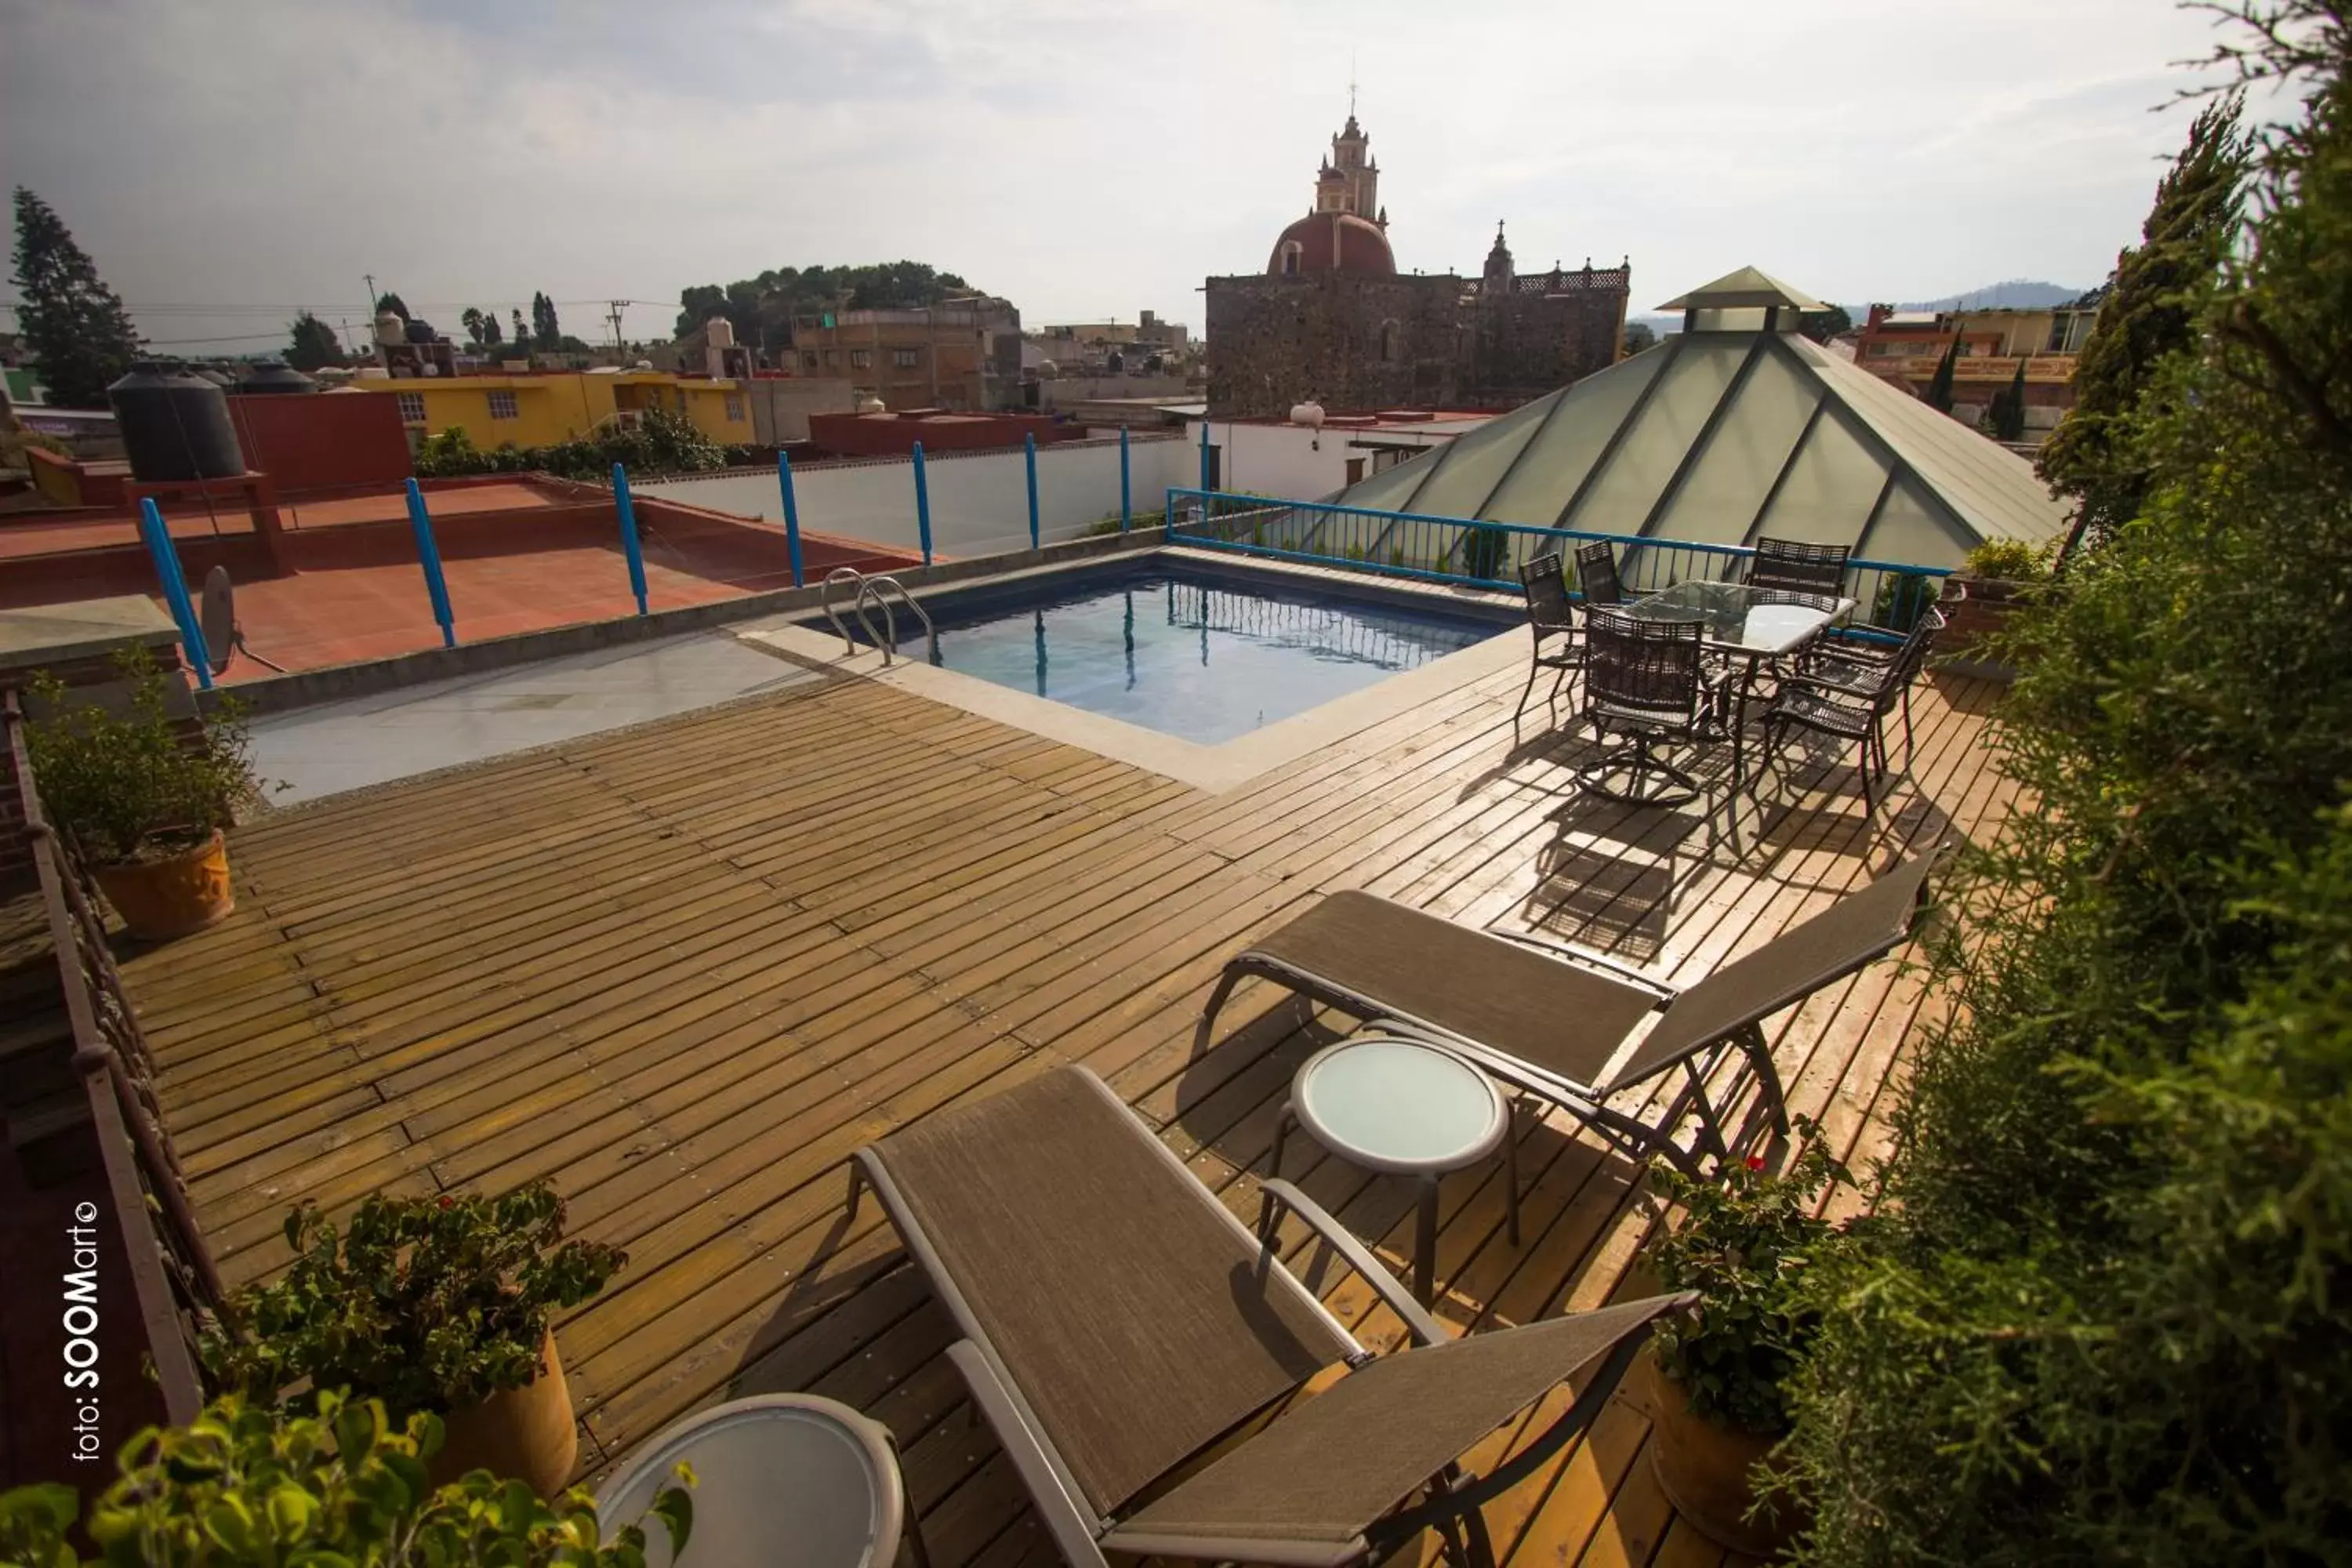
left=1577, top=610, right=1726, bottom=807
left=1747, top=537, right=1850, bottom=599
left=1765, top=606, right=1946, bottom=810
left=1195, top=851, right=1940, bottom=1177
left=1513, top=552, right=1581, bottom=731
left=848, top=1065, right=1690, bottom=1568
left=1573, top=539, right=1624, bottom=608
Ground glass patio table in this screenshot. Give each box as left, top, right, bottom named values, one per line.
left=1626, top=579, right=1855, bottom=789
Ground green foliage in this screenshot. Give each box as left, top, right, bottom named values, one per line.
left=1958, top=537, right=2053, bottom=583
left=199, top=1183, right=625, bottom=1417
left=25, top=649, right=263, bottom=866
left=674, top=260, right=977, bottom=347
left=530, top=292, right=560, bottom=354
left=1981, top=358, right=2028, bottom=441
left=1648, top=1133, right=1853, bottom=1436
left=0, top=1390, right=691, bottom=1566
left=1461, top=523, right=1510, bottom=581
left=10, top=187, right=142, bottom=409
left=412, top=408, right=727, bottom=482
left=458, top=307, right=503, bottom=348
left=1621, top=321, right=1657, bottom=357
left=1773, top=12, right=2352, bottom=1562
left=1796, top=304, right=1853, bottom=344
left=2040, top=95, right=2251, bottom=557
left=1922, top=332, right=1961, bottom=413
left=2, top=423, right=71, bottom=470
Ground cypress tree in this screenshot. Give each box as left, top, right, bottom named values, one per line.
left=1923, top=331, right=1961, bottom=413
left=1993, top=358, right=2028, bottom=441
left=10, top=187, right=143, bottom=409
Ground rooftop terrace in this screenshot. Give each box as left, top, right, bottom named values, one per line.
left=111, top=632, right=2005, bottom=1566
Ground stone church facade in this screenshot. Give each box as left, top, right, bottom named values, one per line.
left=1205, top=115, right=1630, bottom=419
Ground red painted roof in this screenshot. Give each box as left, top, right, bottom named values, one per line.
left=1267, top=212, right=1396, bottom=277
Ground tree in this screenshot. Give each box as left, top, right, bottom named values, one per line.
left=670, top=261, right=977, bottom=344
left=9, top=187, right=143, bottom=408
left=1774, top=10, right=2352, bottom=1562
left=285, top=310, right=343, bottom=372
left=531, top=291, right=560, bottom=352
left=1622, top=321, right=1657, bottom=356
left=1922, top=331, right=1962, bottom=412
left=511, top=307, right=529, bottom=348
left=374, top=291, right=409, bottom=320
left=1991, top=358, right=2028, bottom=440
left=1796, top=304, right=1853, bottom=343
left=481, top=310, right=502, bottom=346
left=459, top=307, right=489, bottom=346
left=2040, top=95, right=2250, bottom=561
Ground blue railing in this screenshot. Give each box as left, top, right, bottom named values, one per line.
left=1162, top=488, right=1951, bottom=643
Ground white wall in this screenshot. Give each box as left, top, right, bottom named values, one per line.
left=635, top=436, right=1192, bottom=559
left=1181, top=419, right=1474, bottom=503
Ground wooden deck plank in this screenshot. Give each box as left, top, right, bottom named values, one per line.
left=118, top=652, right=2013, bottom=1559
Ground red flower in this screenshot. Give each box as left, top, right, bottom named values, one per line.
left=438, top=1196, right=456, bottom=1209
left=1744, top=1155, right=1767, bottom=1171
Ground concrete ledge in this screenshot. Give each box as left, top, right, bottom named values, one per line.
left=198, top=526, right=1167, bottom=718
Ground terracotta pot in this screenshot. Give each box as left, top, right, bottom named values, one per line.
left=431, top=1332, right=579, bottom=1497
left=93, top=829, right=234, bottom=941
left=1644, top=1355, right=1802, bottom=1558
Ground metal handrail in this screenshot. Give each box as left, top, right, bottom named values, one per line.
left=821, top=566, right=868, bottom=652
left=3, top=689, right=220, bottom=1425
left=856, top=575, right=938, bottom=667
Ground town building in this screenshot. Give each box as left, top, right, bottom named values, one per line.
left=1203, top=113, right=1628, bottom=419
left=1187, top=407, right=1495, bottom=499
left=346, top=367, right=754, bottom=450
left=788, top=298, right=1023, bottom=413
left=1852, top=301, right=2099, bottom=438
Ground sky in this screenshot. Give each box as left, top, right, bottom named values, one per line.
left=0, top=0, right=2250, bottom=357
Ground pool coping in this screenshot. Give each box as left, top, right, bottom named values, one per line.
left=736, top=548, right=1530, bottom=794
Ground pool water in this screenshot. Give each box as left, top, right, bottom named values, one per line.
left=833, top=562, right=1508, bottom=745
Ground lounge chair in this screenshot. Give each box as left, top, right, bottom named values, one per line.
left=848, top=1065, right=1690, bottom=1568
left=1196, top=852, right=1939, bottom=1175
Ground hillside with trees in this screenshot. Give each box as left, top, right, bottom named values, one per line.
left=673, top=262, right=980, bottom=350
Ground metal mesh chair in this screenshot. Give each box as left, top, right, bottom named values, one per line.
left=1513, top=553, right=1581, bottom=733
left=1573, top=540, right=1624, bottom=608
left=1748, top=537, right=1851, bottom=598
left=1765, top=605, right=1945, bottom=812
left=1577, top=610, right=1723, bottom=805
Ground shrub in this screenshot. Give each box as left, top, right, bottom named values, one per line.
left=1773, top=9, right=2352, bottom=1561
left=198, top=1183, right=624, bottom=1417
left=26, top=649, right=264, bottom=866
left=0, top=1391, right=691, bottom=1567
left=412, top=408, right=726, bottom=483
left=1957, top=537, right=2051, bottom=583
left=1648, top=1133, right=1853, bottom=1436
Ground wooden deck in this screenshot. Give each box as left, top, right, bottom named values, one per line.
left=120, top=652, right=2012, bottom=1568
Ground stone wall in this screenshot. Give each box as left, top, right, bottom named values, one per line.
left=1205, top=271, right=1626, bottom=419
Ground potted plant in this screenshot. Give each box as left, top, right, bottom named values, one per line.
left=0, top=1389, right=691, bottom=1566
left=197, top=1182, right=627, bottom=1498
left=25, top=648, right=265, bottom=940
left=1939, top=537, right=2053, bottom=681
left=1642, top=1134, right=1853, bottom=1556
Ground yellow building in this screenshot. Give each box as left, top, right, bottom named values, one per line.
left=351, top=368, right=754, bottom=450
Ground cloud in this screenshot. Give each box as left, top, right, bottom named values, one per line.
left=1, top=0, right=2239, bottom=353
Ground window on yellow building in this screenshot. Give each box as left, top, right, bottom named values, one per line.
left=487, top=390, right=519, bottom=420
left=893, top=347, right=919, bottom=368
left=851, top=349, right=873, bottom=368
left=724, top=395, right=744, bottom=421
left=395, top=392, right=427, bottom=423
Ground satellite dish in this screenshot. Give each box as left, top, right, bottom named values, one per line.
left=198, top=566, right=286, bottom=675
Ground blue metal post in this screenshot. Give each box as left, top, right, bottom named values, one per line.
left=612, top=463, right=649, bottom=615
left=776, top=452, right=805, bottom=588
left=403, top=480, right=458, bottom=648
left=137, top=499, right=211, bottom=690
left=912, top=441, right=934, bottom=565
left=1024, top=433, right=1040, bottom=552
left=1120, top=426, right=1132, bottom=532
left=1198, top=421, right=1212, bottom=491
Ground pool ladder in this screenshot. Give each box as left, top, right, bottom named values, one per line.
left=822, top=568, right=938, bottom=667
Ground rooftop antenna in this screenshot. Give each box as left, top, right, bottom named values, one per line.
left=1348, top=53, right=1357, bottom=119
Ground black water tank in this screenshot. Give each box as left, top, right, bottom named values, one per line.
left=236, top=361, right=318, bottom=395
left=107, top=362, right=245, bottom=482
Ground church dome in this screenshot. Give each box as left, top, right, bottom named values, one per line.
left=1267, top=211, right=1396, bottom=277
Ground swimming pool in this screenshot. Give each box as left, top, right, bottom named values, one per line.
left=817, top=560, right=1511, bottom=745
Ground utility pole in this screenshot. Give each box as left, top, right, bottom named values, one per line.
left=607, top=300, right=626, bottom=350
left=364, top=273, right=377, bottom=313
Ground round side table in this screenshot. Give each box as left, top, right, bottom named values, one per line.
left=596, top=1393, right=925, bottom=1568
left=1269, top=1034, right=1521, bottom=1306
